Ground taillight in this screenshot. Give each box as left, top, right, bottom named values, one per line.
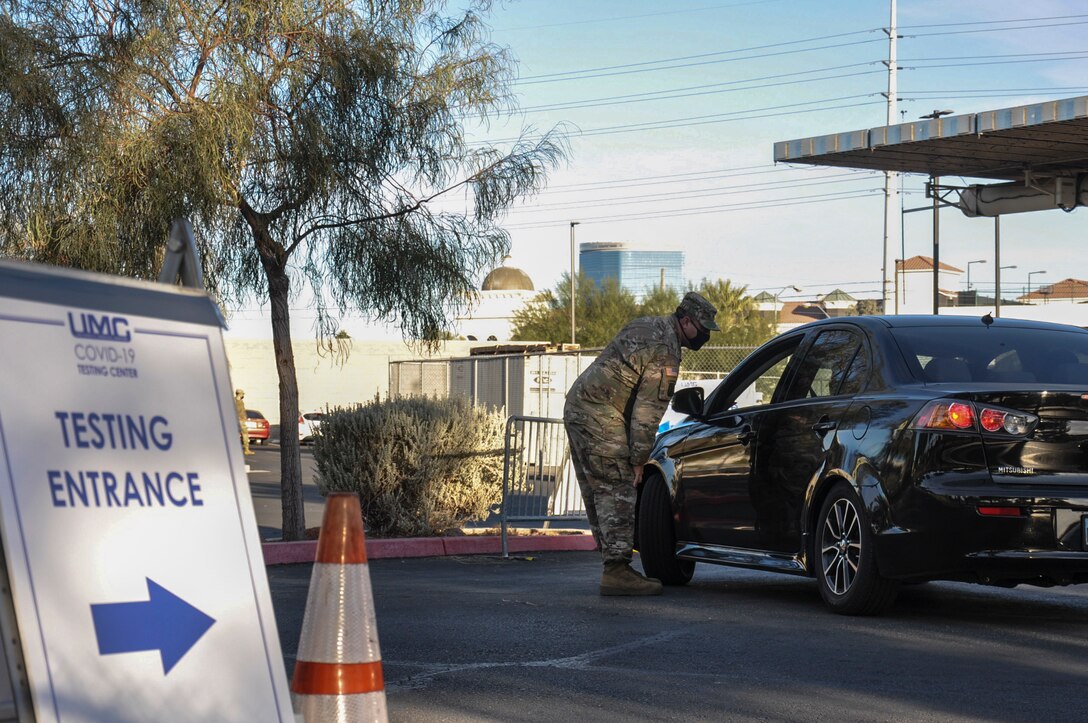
left=913, top=400, right=1036, bottom=436
left=977, top=505, right=1023, bottom=517
left=914, top=401, right=974, bottom=430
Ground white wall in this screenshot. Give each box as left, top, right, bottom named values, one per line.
left=224, top=339, right=479, bottom=424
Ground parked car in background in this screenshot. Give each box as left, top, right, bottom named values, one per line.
left=638, top=314, right=1088, bottom=615
left=245, top=409, right=270, bottom=445
left=299, top=411, right=324, bottom=444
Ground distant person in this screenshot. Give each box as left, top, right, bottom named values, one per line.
left=564, top=291, right=719, bottom=595
left=235, top=389, right=254, bottom=456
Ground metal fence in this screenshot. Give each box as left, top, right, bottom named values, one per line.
left=389, top=346, right=758, bottom=405
left=394, top=347, right=762, bottom=555
left=500, top=415, right=585, bottom=556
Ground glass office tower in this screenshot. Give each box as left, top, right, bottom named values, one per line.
left=579, top=242, right=685, bottom=299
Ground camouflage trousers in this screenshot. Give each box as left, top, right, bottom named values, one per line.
left=564, top=421, right=636, bottom=565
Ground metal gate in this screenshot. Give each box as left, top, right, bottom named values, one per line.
left=500, top=416, right=586, bottom=555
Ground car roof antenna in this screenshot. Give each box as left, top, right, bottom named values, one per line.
left=981, top=312, right=994, bottom=327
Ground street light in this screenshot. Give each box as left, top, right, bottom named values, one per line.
left=569, top=221, right=580, bottom=345
left=1027, top=270, right=1046, bottom=300
left=966, top=259, right=986, bottom=290
left=773, top=285, right=802, bottom=328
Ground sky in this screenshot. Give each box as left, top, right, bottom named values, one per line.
left=224, top=0, right=1088, bottom=339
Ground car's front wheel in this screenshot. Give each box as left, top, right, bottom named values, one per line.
left=637, top=474, right=694, bottom=585
left=815, top=482, right=898, bottom=615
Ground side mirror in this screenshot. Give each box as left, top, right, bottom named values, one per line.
left=671, top=386, right=705, bottom=418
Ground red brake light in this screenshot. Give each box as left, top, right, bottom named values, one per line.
left=913, top=400, right=976, bottom=431
left=978, top=505, right=1022, bottom=517
left=979, top=408, right=1006, bottom=433
left=947, top=402, right=974, bottom=429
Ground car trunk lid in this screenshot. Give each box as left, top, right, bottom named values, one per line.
left=965, top=389, right=1088, bottom=486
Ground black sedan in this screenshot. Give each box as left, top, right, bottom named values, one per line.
left=637, top=314, right=1088, bottom=615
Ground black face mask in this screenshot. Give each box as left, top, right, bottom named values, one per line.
left=685, top=323, right=711, bottom=351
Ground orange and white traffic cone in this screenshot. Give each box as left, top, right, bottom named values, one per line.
left=291, top=493, right=388, bottom=722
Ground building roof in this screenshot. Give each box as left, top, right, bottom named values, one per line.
left=1017, top=277, right=1088, bottom=301
left=774, top=95, right=1088, bottom=181
left=481, top=259, right=534, bottom=291
left=820, top=288, right=856, bottom=303
left=751, top=291, right=775, bottom=302
left=896, top=255, right=963, bottom=273
left=778, top=302, right=829, bottom=324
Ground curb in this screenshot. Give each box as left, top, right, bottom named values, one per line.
left=262, top=533, right=597, bottom=566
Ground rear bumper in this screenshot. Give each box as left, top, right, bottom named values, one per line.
left=874, top=478, right=1088, bottom=585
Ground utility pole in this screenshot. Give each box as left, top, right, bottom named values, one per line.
left=569, top=221, right=580, bottom=345
left=881, top=0, right=899, bottom=314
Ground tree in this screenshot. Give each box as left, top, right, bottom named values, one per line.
left=511, top=273, right=641, bottom=347
left=0, top=0, right=565, bottom=539
left=511, top=275, right=772, bottom=354
left=694, top=279, right=773, bottom=347
left=855, top=299, right=881, bottom=315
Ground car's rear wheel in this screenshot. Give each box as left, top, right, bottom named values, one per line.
left=637, top=474, right=694, bottom=585
left=815, top=482, right=898, bottom=615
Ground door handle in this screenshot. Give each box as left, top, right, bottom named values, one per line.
left=736, top=425, right=756, bottom=446
left=811, top=416, right=837, bottom=434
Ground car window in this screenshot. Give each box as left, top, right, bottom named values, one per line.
left=838, top=339, right=871, bottom=396
left=705, top=336, right=802, bottom=415
left=892, top=326, right=1088, bottom=384
left=246, top=409, right=266, bottom=419
left=782, top=329, right=863, bottom=401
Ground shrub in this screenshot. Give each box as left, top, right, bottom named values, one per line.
left=313, top=396, right=506, bottom=537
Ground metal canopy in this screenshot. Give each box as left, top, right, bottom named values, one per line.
left=774, top=95, right=1088, bottom=180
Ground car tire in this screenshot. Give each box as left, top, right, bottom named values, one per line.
left=637, top=474, right=694, bottom=585
left=815, top=482, right=899, bottom=616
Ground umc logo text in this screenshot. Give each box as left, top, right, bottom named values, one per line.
left=67, top=312, right=132, bottom=342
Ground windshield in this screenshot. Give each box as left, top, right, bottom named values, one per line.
left=891, top=326, right=1088, bottom=385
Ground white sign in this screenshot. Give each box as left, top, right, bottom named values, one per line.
left=0, top=263, right=292, bottom=722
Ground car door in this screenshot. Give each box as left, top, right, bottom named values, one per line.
left=750, top=326, right=871, bottom=553
left=670, top=334, right=804, bottom=549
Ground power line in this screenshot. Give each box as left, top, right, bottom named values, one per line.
left=536, top=166, right=860, bottom=195
left=520, top=68, right=886, bottom=114
left=899, top=12, right=1088, bottom=29
left=517, top=29, right=881, bottom=83
left=545, top=163, right=781, bottom=190
left=496, top=0, right=787, bottom=32
left=517, top=38, right=885, bottom=86
left=899, top=50, right=1088, bottom=62
left=909, top=19, right=1088, bottom=38
left=514, top=16, right=1088, bottom=87
left=904, top=54, right=1088, bottom=71
left=503, top=188, right=883, bottom=229
left=507, top=172, right=880, bottom=214
left=480, top=96, right=882, bottom=145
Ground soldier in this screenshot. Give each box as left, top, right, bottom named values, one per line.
left=235, top=389, right=254, bottom=456
left=564, top=291, right=719, bottom=595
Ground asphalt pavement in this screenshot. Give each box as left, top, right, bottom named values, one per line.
left=268, top=551, right=1088, bottom=723
left=245, top=441, right=327, bottom=540
left=249, top=440, right=1088, bottom=721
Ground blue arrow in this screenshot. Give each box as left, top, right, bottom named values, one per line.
left=91, top=578, right=216, bottom=674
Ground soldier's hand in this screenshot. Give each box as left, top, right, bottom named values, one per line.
left=632, top=464, right=644, bottom=487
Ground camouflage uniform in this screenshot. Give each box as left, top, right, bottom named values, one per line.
left=235, top=389, right=252, bottom=455
left=564, top=315, right=682, bottom=564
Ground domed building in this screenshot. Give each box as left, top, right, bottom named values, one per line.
left=455, top=257, right=540, bottom=341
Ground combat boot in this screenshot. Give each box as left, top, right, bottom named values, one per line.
left=600, top=561, right=663, bottom=596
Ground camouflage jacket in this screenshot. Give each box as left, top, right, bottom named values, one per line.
left=564, top=315, right=682, bottom=465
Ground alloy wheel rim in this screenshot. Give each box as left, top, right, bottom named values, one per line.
left=820, top=497, right=861, bottom=595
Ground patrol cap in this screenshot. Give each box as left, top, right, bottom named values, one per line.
left=677, top=292, right=720, bottom=331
